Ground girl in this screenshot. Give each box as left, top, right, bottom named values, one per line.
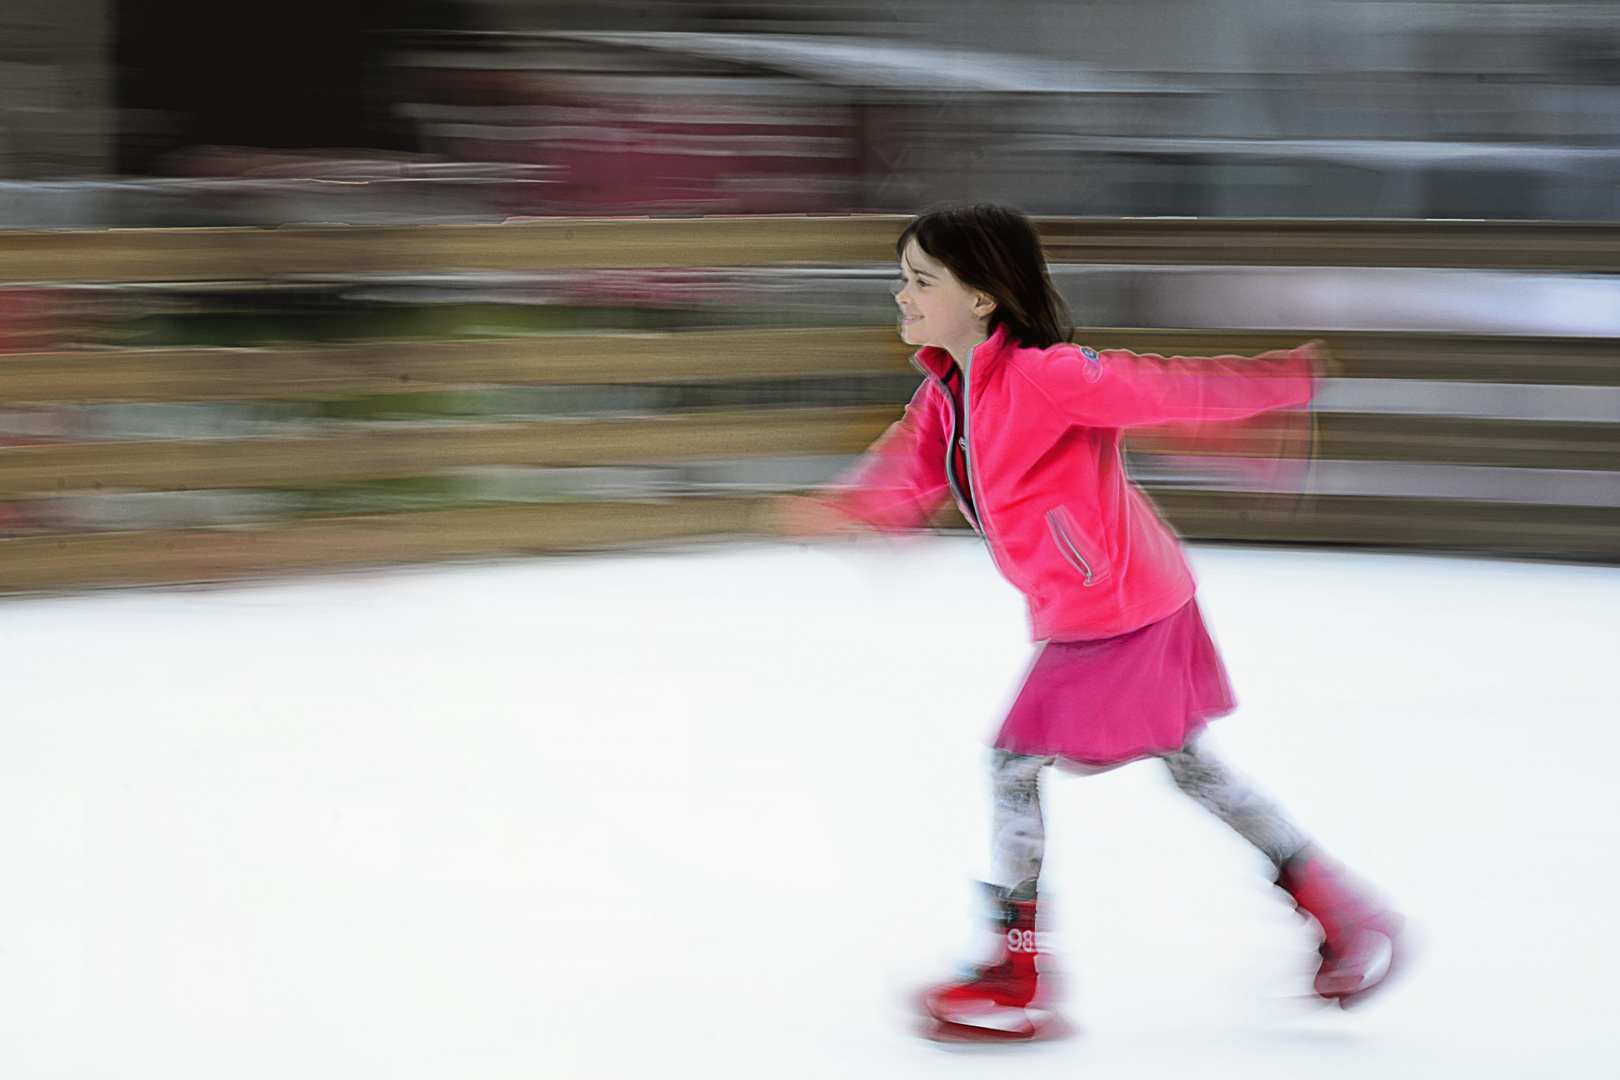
left=773, top=205, right=1403, bottom=1040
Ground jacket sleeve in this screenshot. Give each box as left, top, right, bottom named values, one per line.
left=1027, top=342, right=1319, bottom=429
left=806, top=379, right=952, bottom=531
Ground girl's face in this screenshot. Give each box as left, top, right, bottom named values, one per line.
left=893, top=239, right=995, bottom=360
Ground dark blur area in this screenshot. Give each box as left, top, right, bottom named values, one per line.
left=6, top=0, right=1620, bottom=222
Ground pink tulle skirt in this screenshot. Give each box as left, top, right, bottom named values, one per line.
left=993, top=600, right=1235, bottom=767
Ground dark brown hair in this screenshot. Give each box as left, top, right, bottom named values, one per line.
left=896, top=204, right=1072, bottom=349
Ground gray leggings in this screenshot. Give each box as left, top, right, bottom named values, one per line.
left=991, top=739, right=1309, bottom=900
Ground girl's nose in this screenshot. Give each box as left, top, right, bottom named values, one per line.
left=890, top=278, right=906, bottom=298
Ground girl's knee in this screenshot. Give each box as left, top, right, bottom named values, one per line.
left=1162, top=747, right=1218, bottom=795
left=991, top=750, right=1049, bottom=786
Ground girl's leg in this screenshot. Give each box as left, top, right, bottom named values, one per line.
left=990, top=750, right=1054, bottom=900
left=922, top=750, right=1056, bottom=1038
left=1165, top=737, right=1405, bottom=1004
left=1161, top=737, right=1309, bottom=868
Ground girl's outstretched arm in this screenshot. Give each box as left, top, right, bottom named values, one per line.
left=794, top=379, right=953, bottom=533
left=1025, top=341, right=1323, bottom=429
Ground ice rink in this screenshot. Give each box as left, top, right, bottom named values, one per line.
left=2, top=536, right=1616, bottom=1079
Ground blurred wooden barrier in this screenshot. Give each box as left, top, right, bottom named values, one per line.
left=2, top=216, right=1619, bottom=591
left=3, top=324, right=1618, bottom=591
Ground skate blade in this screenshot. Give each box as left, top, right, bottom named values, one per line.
left=1321, top=922, right=1417, bottom=1009
left=927, top=1001, right=1050, bottom=1034
left=923, top=1013, right=1073, bottom=1046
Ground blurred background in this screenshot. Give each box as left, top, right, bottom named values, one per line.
left=7, top=0, right=1620, bottom=222
left=1, top=0, right=1618, bottom=586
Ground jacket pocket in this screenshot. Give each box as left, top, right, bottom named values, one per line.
left=1045, top=507, right=1108, bottom=587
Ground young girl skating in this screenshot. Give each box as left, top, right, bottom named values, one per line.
left=774, top=205, right=1404, bottom=1040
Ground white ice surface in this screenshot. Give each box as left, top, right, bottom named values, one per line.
left=1, top=538, right=1616, bottom=1079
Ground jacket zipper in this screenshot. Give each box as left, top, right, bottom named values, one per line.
left=959, top=342, right=990, bottom=530
left=917, top=341, right=1021, bottom=591
left=1045, top=510, right=1098, bottom=586
left=909, top=353, right=980, bottom=532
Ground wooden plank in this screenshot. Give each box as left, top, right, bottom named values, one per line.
left=1038, top=218, right=1620, bottom=272
left=0, top=216, right=908, bottom=284
left=1149, top=488, right=1620, bottom=559
left=1314, top=414, right=1620, bottom=471
left=1126, top=414, right=1620, bottom=472
left=0, top=328, right=917, bottom=404
left=1078, top=328, right=1620, bottom=386
left=0, top=497, right=769, bottom=592
left=0, top=406, right=901, bottom=495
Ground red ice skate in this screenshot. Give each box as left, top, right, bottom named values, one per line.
left=1277, top=847, right=1406, bottom=1007
left=921, top=891, right=1054, bottom=1040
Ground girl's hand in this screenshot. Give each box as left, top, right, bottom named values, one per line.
left=758, top=495, right=875, bottom=538
left=1299, top=339, right=1344, bottom=380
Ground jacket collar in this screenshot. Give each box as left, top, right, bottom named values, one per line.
left=912, top=322, right=1014, bottom=383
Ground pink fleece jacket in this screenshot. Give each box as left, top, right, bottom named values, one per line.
left=815, top=324, right=1318, bottom=641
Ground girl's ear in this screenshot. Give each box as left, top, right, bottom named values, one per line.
left=972, top=292, right=997, bottom=318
